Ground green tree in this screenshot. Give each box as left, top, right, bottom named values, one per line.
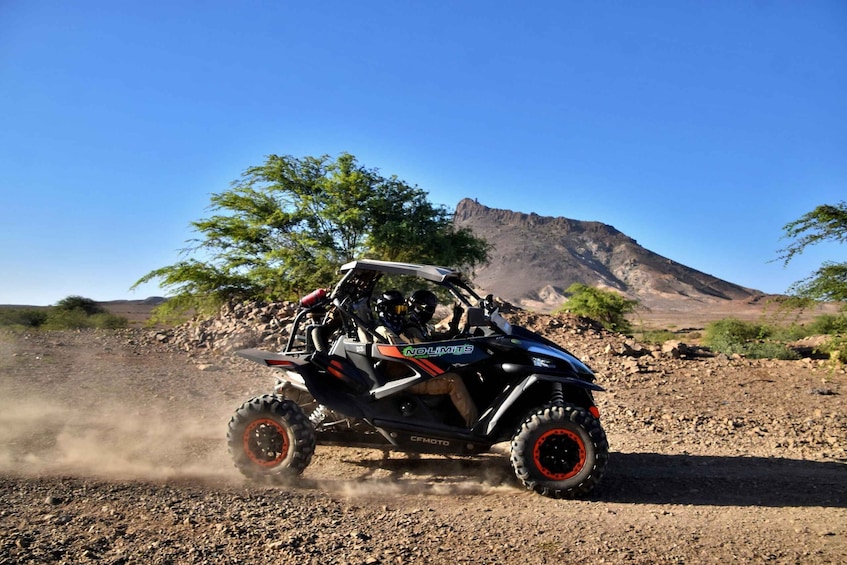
left=778, top=201, right=847, bottom=301
left=55, top=295, right=105, bottom=316
left=555, top=283, right=637, bottom=332
left=40, top=296, right=127, bottom=330
left=133, top=153, right=489, bottom=310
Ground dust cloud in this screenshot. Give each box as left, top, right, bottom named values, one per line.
left=0, top=332, right=515, bottom=496
left=0, top=390, right=516, bottom=497
left=0, top=392, right=237, bottom=482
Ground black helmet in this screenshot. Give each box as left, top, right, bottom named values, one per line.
left=375, top=289, right=407, bottom=330
left=408, top=289, right=438, bottom=324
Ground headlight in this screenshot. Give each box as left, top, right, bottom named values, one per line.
left=531, top=356, right=555, bottom=368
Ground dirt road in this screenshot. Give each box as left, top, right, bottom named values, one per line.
left=1, top=328, right=844, bottom=564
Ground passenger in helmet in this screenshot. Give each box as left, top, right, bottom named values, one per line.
left=408, top=289, right=438, bottom=324
left=406, top=289, right=464, bottom=342
left=374, top=289, right=478, bottom=427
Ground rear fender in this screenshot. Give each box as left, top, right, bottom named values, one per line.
left=237, top=348, right=313, bottom=392
left=237, top=348, right=310, bottom=369
left=237, top=348, right=366, bottom=418
left=310, top=351, right=371, bottom=393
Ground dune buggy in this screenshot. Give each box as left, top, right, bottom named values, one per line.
left=228, top=259, right=608, bottom=498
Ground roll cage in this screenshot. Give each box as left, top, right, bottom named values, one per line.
left=283, top=260, right=496, bottom=353
left=334, top=260, right=484, bottom=307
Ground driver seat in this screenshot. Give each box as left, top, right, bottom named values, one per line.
left=351, top=296, right=377, bottom=343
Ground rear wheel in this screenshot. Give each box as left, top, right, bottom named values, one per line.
left=227, top=395, right=315, bottom=482
left=510, top=404, right=608, bottom=498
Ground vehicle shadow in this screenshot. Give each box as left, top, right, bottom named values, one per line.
left=329, top=450, right=846, bottom=508
left=598, top=452, right=846, bottom=508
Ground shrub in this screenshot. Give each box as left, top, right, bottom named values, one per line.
left=54, top=296, right=106, bottom=316
left=0, top=308, right=48, bottom=328
left=89, top=313, right=129, bottom=329
left=821, top=336, right=847, bottom=364
left=555, top=283, right=638, bottom=333
left=704, top=318, right=766, bottom=350
left=637, top=329, right=678, bottom=344
left=743, top=342, right=801, bottom=361
left=42, top=307, right=94, bottom=330
left=703, top=317, right=804, bottom=359
left=807, top=314, right=847, bottom=336
left=13, top=296, right=129, bottom=330
left=769, top=323, right=811, bottom=342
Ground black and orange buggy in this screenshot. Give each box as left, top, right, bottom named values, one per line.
left=228, top=260, right=609, bottom=498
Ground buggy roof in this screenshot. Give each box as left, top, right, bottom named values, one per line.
left=339, top=259, right=463, bottom=283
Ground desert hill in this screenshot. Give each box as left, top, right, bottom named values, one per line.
left=1, top=201, right=792, bottom=329
left=453, top=198, right=766, bottom=314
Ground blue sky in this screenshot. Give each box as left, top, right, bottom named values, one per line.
left=1, top=1, right=845, bottom=305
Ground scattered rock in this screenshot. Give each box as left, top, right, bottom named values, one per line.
left=1, top=307, right=845, bottom=564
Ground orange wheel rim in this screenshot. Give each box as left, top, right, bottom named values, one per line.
left=243, top=418, right=290, bottom=467
left=532, top=428, right=586, bottom=480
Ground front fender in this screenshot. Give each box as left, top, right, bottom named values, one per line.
left=500, top=363, right=605, bottom=392
left=483, top=371, right=604, bottom=436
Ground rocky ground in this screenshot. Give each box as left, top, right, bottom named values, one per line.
left=1, top=310, right=845, bottom=564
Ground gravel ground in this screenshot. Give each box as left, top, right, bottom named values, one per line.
left=0, top=324, right=845, bottom=564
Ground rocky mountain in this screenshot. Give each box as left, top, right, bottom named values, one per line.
left=453, top=198, right=764, bottom=312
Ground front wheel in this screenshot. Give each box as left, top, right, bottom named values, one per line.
left=510, top=404, right=608, bottom=498
left=227, top=395, right=316, bottom=482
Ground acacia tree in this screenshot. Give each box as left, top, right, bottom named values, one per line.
left=133, top=153, right=489, bottom=311
left=778, top=201, right=847, bottom=302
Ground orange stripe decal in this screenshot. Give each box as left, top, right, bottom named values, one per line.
left=375, top=345, right=445, bottom=376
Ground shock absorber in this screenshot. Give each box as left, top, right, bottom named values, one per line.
left=551, top=382, right=564, bottom=406
left=309, top=404, right=329, bottom=426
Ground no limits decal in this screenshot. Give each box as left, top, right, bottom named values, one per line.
left=401, top=343, right=475, bottom=359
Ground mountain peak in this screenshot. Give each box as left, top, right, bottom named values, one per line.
left=453, top=199, right=762, bottom=312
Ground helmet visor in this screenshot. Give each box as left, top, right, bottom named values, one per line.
left=389, top=304, right=407, bottom=315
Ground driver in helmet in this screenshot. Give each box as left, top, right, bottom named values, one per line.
left=374, top=290, right=478, bottom=427
left=405, top=289, right=464, bottom=342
